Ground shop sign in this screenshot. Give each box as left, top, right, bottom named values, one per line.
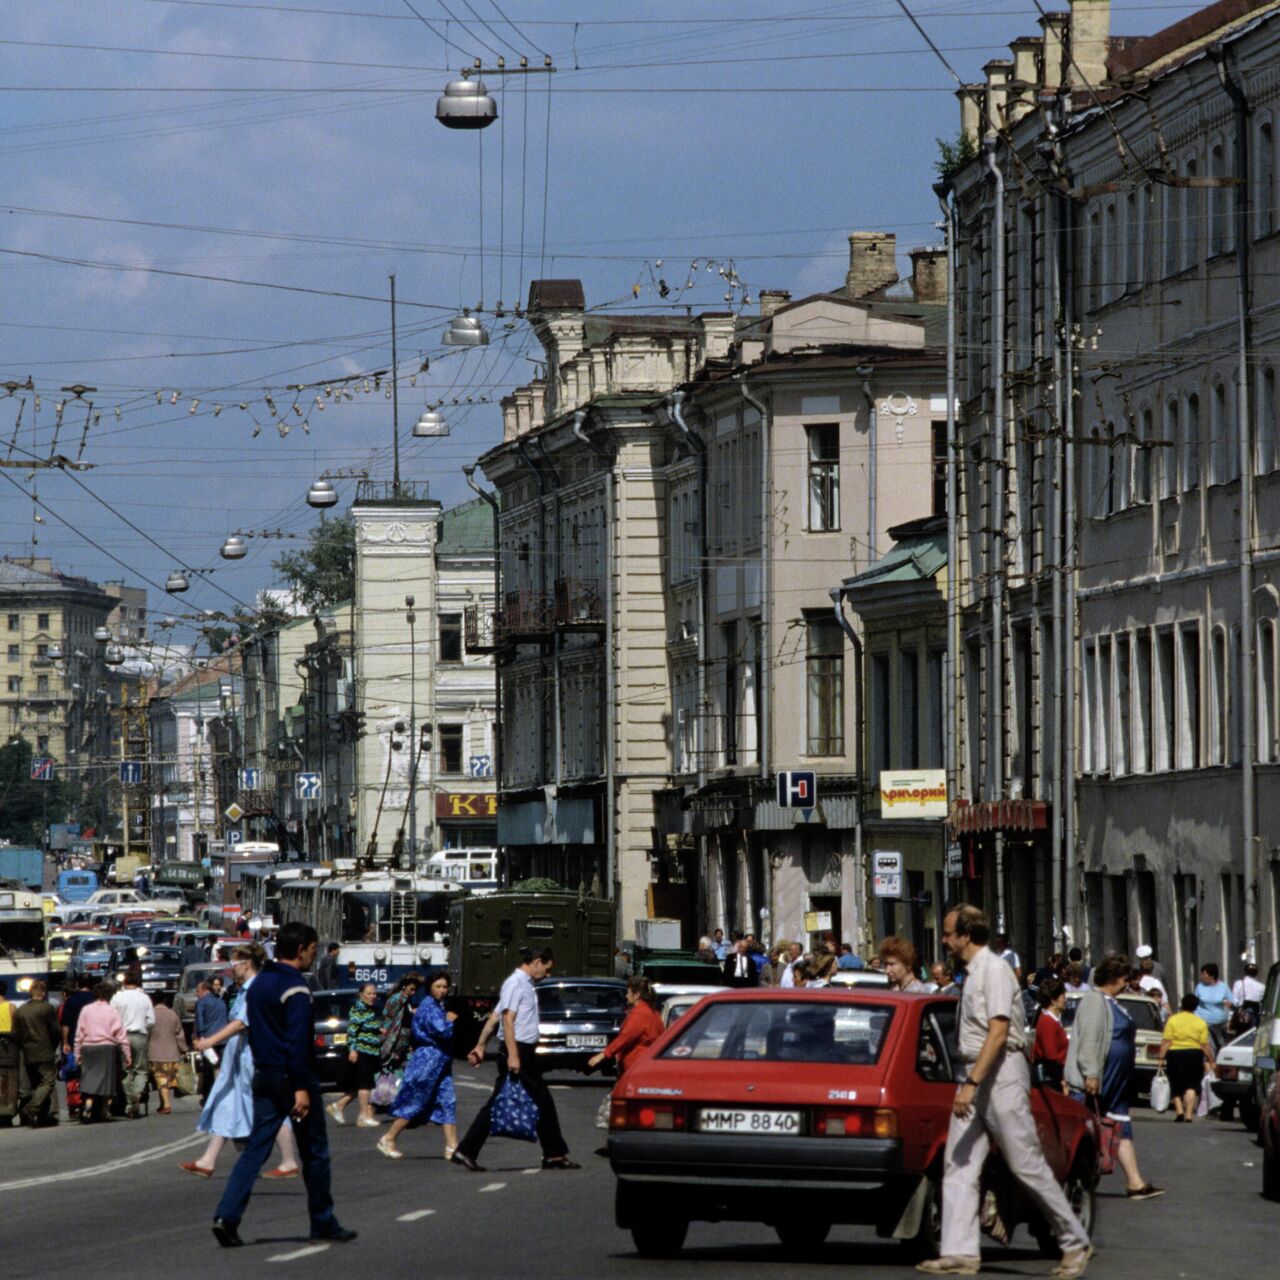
left=435, top=792, right=498, bottom=819
left=879, top=769, right=947, bottom=819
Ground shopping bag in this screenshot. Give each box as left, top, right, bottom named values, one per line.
left=370, top=1069, right=402, bottom=1109
left=1088, top=1098, right=1123, bottom=1175
left=1196, top=1072, right=1213, bottom=1117
left=176, top=1052, right=199, bottom=1096
left=58, top=1052, right=77, bottom=1082
left=1149, top=1068, right=1171, bottom=1114
left=490, top=1074, right=539, bottom=1142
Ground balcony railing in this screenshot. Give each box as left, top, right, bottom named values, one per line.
left=495, top=589, right=554, bottom=644
left=464, top=604, right=498, bottom=653
left=554, top=577, right=606, bottom=630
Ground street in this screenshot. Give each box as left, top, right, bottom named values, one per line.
left=0, top=1072, right=1271, bottom=1278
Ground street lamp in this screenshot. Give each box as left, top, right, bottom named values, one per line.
left=306, top=479, right=338, bottom=509
left=104, top=644, right=124, bottom=667
left=165, top=571, right=190, bottom=593
left=413, top=409, right=450, bottom=438
left=94, top=625, right=112, bottom=643
left=220, top=535, right=247, bottom=560
left=436, top=76, right=497, bottom=130
left=443, top=310, right=490, bottom=347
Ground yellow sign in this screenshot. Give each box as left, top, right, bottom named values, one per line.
left=224, top=803, right=244, bottom=823
left=879, top=769, right=948, bottom=819
left=804, top=910, right=834, bottom=933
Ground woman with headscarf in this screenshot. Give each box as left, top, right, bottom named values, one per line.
left=379, top=971, right=424, bottom=1073
left=74, top=981, right=130, bottom=1123
left=377, top=970, right=458, bottom=1160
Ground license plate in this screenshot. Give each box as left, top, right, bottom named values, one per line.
left=333, top=1033, right=347, bottom=1045
left=566, top=1034, right=607, bottom=1048
left=698, top=1108, right=802, bottom=1135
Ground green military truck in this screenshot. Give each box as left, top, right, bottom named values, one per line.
left=154, top=860, right=213, bottom=907
left=447, top=891, right=617, bottom=1051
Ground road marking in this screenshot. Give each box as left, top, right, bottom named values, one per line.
left=550, top=1085, right=570, bottom=1091
left=397, top=1209, right=437, bottom=1222
left=478, top=1181, right=506, bottom=1192
left=454, top=1080, right=491, bottom=1092
left=521, top=1168, right=540, bottom=1175
left=268, top=1244, right=330, bottom=1262
left=0, top=1133, right=204, bottom=1192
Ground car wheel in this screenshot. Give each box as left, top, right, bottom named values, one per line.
left=775, top=1219, right=831, bottom=1254
left=1240, top=1101, right=1261, bottom=1135
left=1037, top=1161, right=1097, bottom=1258
left=901, top=1172, right=943, bottom=1261
left=630, top=1220, right=688, bottom=1259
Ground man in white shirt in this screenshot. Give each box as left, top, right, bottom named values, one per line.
left=1137, top=958, right=1170, bottom=1016
left=1233, top=963, right=1265, bottom=1023
left=778, top=941, right=803, bottom=989
left=110, top=968, right=155, bottom=1118
left=454, top=946, right=578, bottom=1173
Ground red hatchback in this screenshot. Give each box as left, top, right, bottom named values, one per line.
left=609, top=988, right=1099, bottom=1259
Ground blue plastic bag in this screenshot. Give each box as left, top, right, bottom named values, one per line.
left=490, top=1074, right=539, bottom=1142
left=59, top=1052, right=77, bottom=1082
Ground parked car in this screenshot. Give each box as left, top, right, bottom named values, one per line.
left=533, top=977, right=628, bottom=1073
left=113, top=944, right=185, bottom=994
left=174, top=961, right=235, bottom=1032
left=1252, top=961, right=1280, bottom=1127
left=312, top=988, right=379, bottom=1091
left=1263, top=1062, right=1280, bottom=1201
left=829, top=969, right=893, bottom=989
left=608, top=989, right=1099, bottom=1260
left=1207, top=1029, right=1258, bottom=1130
left=69, top=933, right=132, bottom=981
left=661, top=989, right=726, bottom=1027
left=1061, top=991, right=1165, bottom=1097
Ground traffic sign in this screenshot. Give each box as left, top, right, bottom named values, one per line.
left=30, top=757, right=53, bottom=781
left=239, top=767, right=260, bottom=789
left=295, top=772, right=322, bottom=801
left=119, top=760, right=143, bottom=785
left=776, top=770, right=816, bottom=809
left=227, top=829, right=243, bottom=845
left=224, top=802, right=244, bottom=823
left=946, top=842, right=964, bottom=879
left=873, top=850, right=903, bottom=899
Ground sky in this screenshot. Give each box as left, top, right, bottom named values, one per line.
left=1, top=0, right=1206, bottom=643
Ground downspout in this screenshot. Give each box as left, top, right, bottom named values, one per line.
left=573, top=410, right=617, bottom=904
left=832, top=586, right=867, bottom=952
left=984, top=132, right=1008, bottom=932
left=514, top=437, right=554, bottom=791
left=858, top=367, right=878, bottom=566
left=531, top=436, right=565, bottom=792
left=1212, top=44, right=1258, bottom=964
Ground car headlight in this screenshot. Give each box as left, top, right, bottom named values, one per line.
left=373, top=948, right=387, bottom=964
left=17, top=977, right=33, bottom=993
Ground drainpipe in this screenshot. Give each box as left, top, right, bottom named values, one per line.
left=985, top=132, right=1008, bottom=932
left=531, top=436, right=564, bottom=791
left=832, top=586, right=867, bottom=951
left=463, top=463, right=502, bottom=882
left=858, top=367, right=878, bottom=568
left=1212, top=44, right=1258, bottom=964
left=573, top=411, right=617, bottom=905
left=514, top=438, right=553, bottom=794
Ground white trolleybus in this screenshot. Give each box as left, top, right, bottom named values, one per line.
left=0, top=881, right=53, bottom=995
left=278, top=871, right=467, bottom=988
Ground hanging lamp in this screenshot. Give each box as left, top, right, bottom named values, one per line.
left=413, top=409, right=450, bottom=438
left=220, top=535, right=247, bottom=560
left=306, top=479, right=339, bottom=508
left=443, top=310, right=489, bottom=347
left=436, top=77, right=497, bottom=130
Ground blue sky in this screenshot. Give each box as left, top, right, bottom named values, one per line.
left=1, top=0, right=1204, bottom=638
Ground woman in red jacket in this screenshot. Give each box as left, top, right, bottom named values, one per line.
left=588, top=977, right=664, bottom=1076
left=1033, top=977, right=1070, bottom=1089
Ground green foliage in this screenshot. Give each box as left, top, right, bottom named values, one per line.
left=510, top=877, right=565, bottom=893
left=272, top=514, right=356, bottom=614
left=0, top=736, right=75, bottom=845
left=935, top=129, right=978, bottom=180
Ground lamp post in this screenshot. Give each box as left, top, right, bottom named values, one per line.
left=406, top=595, right=416, bottom=864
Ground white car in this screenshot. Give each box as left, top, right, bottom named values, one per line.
left=1208, top=1029, right=1258, bottom=1130
left=829, top=969, right=892, bottom=989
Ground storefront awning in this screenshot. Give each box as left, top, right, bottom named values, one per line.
left=947, top=798, right=1048, bottom=836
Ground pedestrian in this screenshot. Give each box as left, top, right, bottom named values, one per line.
left=1132, top=945, right=1163, bottom=985
left=75, top=982, right=130, bottom=1124
left=0, top=979, right=19, bottom=1123
left=992, top=932, right=1023, bottom=984
left=377, top=970, right=459, bottom=1160
left=778, top=941, right=804, bottom=988
left=1230, top=962, right=1264, bottom=1032
left=1062, top=962, right=1088, bottom=994
left=930, top=962, right=959, bottom=995
left=916, top=905, right=1090, bottom=1279
left=1156, top=993, right=1216, bottom=1123
left=58, top=974, right=95, bottom=1120
left=880, top=936, right=930, bottom=992
left=193, top=979, right=228, bottom=1101
left=1032, top=979, right=1069, bottom=1088
left=13, top=980, right=61, bottom=1126
left=1193, top=963, right=1233, bottom=1049
left=711, top=928, right=729, bottom=962
left=1136, top=958, right=1170, bottom=1017
left=722, top=938, right=760, bottom=988
left=110, top=968, right=155, bottom=1119
left=181, top=944, right=299, bottom=1180
left=1032, top=953, right=1065, bottom=988
left=837, top=943, right=865, bottom=971
left=379, top=973, right=423, bottom=1073
left=209, top=923, right=355, bottom=1248
left=588, top=976, right=663, bottom=1078
left=451, top=946, right=579, bottom=1174
left=1063, top=954, right=1163, bottom=1199
left=316, top=943, right=340, bottom=990
left=326, top=983, right=383, bottom=1128
left=147, top=993, right=189, bottom=1116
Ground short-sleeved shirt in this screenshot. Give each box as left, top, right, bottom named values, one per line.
left=958, top=945, right=1027, bottom=1062
left=497, top=968, right=540, bottom=1044
left=1164, top=1010, right=1209, bottom=1051
left=1194, top=981, right=1231, bottom=1026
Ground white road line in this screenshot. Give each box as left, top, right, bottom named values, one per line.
left=478, top=1181, right=506, bottom=1192
left=0, top=1133, right=205, bottom=1192
left=268, top=1244, right=331, bottom=1263
left=521, top=1168, right=540, bottom=1175
left=550, top=1086, right=570, bottom=1091
left=397, top=1209, right=437, bottom=1222
left=454, top=1080, right=491, bottom=1091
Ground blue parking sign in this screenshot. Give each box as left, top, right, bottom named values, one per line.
left=776, top=770, right=816, bottom=809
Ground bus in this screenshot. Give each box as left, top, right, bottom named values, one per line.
left=239, top=864, right=333, bottom=927
left=208, top=842, right=281, bottom=925
left=426, top=846, right=499, bottom=895
left=0, top=881, right=53, bottom=994
left=278, top=871, right=467, bottom=987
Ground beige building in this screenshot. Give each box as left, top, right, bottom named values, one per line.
left=103, top=581, right=147, bottom=645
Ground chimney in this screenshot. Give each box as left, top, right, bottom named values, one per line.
left=984, top=59, right=1013, bottom=131
left=1039, top=11, right=1069, bottom=90
left=1007, top=36, right=1042, bottom=121
left=909, top=247, right=947, bottom=304
left=845, top=232, right=898, bottom=299
left=1068, top=0, right=1111, bottom=89
left=957, top=85, right=983, bottom=143
left=758, top=289, right=791, bottom=318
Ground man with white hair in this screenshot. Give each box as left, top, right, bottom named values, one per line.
left=1134, top=944, right=1166, bottom=986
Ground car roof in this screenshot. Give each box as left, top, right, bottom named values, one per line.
left=538, top=976, right=626, bottom=987
left=687, top=987, right=945, bottom=1007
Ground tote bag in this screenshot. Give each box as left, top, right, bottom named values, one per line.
left=1149, top=1067, right=1171, bottom=1114
left=490, top=1075, right=539, bottom=1142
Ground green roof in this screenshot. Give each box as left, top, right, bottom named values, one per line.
left=437, top=497, right=495, bottom=555
left=839, top=516, right=946, bottom=592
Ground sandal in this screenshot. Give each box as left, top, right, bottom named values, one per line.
left=377, top=1137, right=404, bottom=1160
left=540, top=1156, right=581, bottom=1170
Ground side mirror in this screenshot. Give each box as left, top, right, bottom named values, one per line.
left=1257, top=1055, right=1277, bottom=1072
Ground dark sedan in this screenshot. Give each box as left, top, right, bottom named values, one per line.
left=313, top=988, right=383, bottom=1092
left=535, top=977, right=628, bottom=1073
left=112, top=944, right=184, bottom=993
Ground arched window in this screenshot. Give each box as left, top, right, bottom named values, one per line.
left=1210, top=380, right=1229, bottom=484
left=1183, top=153, right=1200, bottom=270
left=1161, top=398, right=1178, bottom=499
left=1210, top=625, right=1228, bottom=766
left=1208, top=140, right=1227, bottom=256
left=1181, top=392, right=1201, bottom=492
left=1258, top=119, right=1276, bottom=239
left=1133, top=406, right=1153, bottom=504
left=1104, top=200, right=1119, bottom=304
left=1258, top=619, right=1277, bottom=763
left=1258, top=366, right=1278, bottom=473
left=1109, top=420, right=1127, bottom=511
left=1163, top=163, right=1181, bottom=276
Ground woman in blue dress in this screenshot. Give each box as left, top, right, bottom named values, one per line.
left=376, top=970, right=457, bottom=1160
left=178, top=944, right=299, bottom=1179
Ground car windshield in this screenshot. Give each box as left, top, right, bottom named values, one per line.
left=313, top=992, right=367, bottom=1021
left=1063, top=996, right=1163, bottom=1031
left=538, top=985, right=626, bottom=1016
left=144, top=947, right=182, bottom=963
left=661, top=999, right=895, bottom=1065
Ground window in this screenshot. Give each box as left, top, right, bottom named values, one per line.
left=1132, top=407, right=1153, bottom=504
left=1258, top=367, right=1277, bottom=474
left=1210, top=381, right=1230, bottom=485
left=722, top=622, right=738, bottom=766
left=899, top=649, right=919, bottom=768
left=6, top=676, right=19, bottom=693
left=926, top=650, right=944, bottom=770
left=1103, top=200, right=1118, bottom=304
left=805, top=618, right=844, bottom=757
left=806, top=424, right=840, bottom=531
left=1182, top=155, right=1199, bottom=271
left=1163, top=171, right=1180, bottom=277
left=1209, top=141, right=1227, bottom=256
left=6, top=614, right=16, bottom=631
left=439, top=613, right=463, bottom=662
left=1156, top=629, right=1176, bottom=771
left=6, top=645, right=16, bottom=662
left=871, top=652, right=891, bottom=782
left=1088, top=207, right=1102, bottom=310
left=1134, top=631, right=1152, bottom=773
left=1181, top=393, right=1201, bottom=492
left=1260, top=621, right=1277, bottom=763
left=35, top=644, right=47, bottom=659
left=36, top=735, right=48, bottom=754
left=1210, top=627, right=1228, bottom=767
left=1082, top=640, right=1097, bottom=774
left=1258, top=120, right=1275, bottom=239
left=1178, top=624, right=1201, bottom=770
left=932, top=421, right=948, bottom=516
left=36, top=613, right=49, bottom=631
left=35, top=675, right=49, bottom=693
left=1116, top=633, right=1131, bottom=776
left=1161, top=399, right=1178, bottom=499
left=1098, top=635, right=1113, bottom=773
left=438, top=724, right=464, bottom=775
left=1124, top=190, right=1140, bottom=292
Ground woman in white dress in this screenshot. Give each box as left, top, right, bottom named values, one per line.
left=177, top=943, right=299, bottom=1178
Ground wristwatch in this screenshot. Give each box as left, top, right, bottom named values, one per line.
left=963, top=1075, right=980, bottom=1087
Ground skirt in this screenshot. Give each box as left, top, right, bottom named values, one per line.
left=79, top=1043, right=123, bottom=1097
left=150, top=1060, right=180, bottom=1090
left=341, top=1051, right=380, bottom=1094
left=1166, top=1047, right=1205, bottom=1097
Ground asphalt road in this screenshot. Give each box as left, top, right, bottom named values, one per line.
left=0, top=1074, right=1272, bottom=1278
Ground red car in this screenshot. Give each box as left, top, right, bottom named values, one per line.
left=608, top=988, right=1099, bottom=1259
left=1263, top=1063, right=1280, bottom=1200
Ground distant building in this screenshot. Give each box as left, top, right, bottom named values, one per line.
left=103, top=581, right=147, bottom=644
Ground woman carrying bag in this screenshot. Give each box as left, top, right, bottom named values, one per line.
left=1156, top=992, right=1217, bottom=1123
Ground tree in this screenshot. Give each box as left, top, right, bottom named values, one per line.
left=935, top=129, right=978, bottom=181
left=0, top=736, right=75, bottom=846
left=272, top=515, right=356, bottom=613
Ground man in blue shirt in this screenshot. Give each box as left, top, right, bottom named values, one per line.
left=711, top=929, right=730, bottom=962
left=193, top=981, right=228, bottom=1102
left=836, top=943, right=865, bottom=971
left=211, top=923, right=355, bottom=1249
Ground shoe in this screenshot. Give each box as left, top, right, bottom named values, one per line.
left=157, top=1106, right=172, bottom=1115
left=179, top=1161, right=214, bottom=1178
left=261, top=1167, right=299, bottom=1179
left=443, top=1145, right=456, bottom=1161
left=212, top=1219, right=244, bottom=1248
left=450, top=1151, right=484, bottom=1172
left=356, top=1116, right=381, bottom=1128
left=125, top=1105, right=140, bottom=1120
left=1126, top=1184, right=1164, bottom=1200
left=377, top=1137, right=404, bottom=1160
left=916, top=1258, right=981, bottom=1276
left=540, top=1156, right=582, bottom=1170
left=326, top=1102, right=346, bottom=1125
left=1174, top=1114, right=1185, bottom=1123
left=311, top=1226, right=358, bottom=1244
left=1051, top=1246, right=1094, bottom=1279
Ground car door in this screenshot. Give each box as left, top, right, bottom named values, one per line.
left=910, top=1004, right=961, bottom=1171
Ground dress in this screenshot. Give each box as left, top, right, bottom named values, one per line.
left=389, top=997, right=456, bottom=1126
left=197, top=980, right=255, bottom=1139
left=1098, top=996, right=1136, bottom=1138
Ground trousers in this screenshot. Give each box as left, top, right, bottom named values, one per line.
left=123, top=1032, right=150, bottom=1106
left=940, top=1050, right=1090, bottom=1259
left=20, top=1059, right=56, bottom=1122
left=456, top=1042, right=568, bottom=1161
left=214, top=1070, right=339, bottom=1235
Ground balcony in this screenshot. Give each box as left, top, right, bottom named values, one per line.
left=495, top=589, right=554, bottom=645
left=554, top=577, right=605, bottom=631
left=464, top=603, right=498, bottom=653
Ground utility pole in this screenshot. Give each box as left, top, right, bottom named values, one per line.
left=390, top=273, right=401, bottom=497
left=120, top=686, right=130, bottom=859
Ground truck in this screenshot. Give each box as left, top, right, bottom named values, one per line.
left=56, top=868, right=98, bottom=903
left=447, top=891, right=617, bottom=1051
left=153, top=860, right=213, bottom=906
left=0, top=847, right=45, bottom=892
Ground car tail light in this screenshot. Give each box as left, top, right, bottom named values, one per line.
left=1218, top=1065, right=1238, bottom=1082
left=610, top=1100, right=686, bottom=1132
left=314, top=1035, right=327, bottom=1049
left=812, top=1107, right=898, bottom=1139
